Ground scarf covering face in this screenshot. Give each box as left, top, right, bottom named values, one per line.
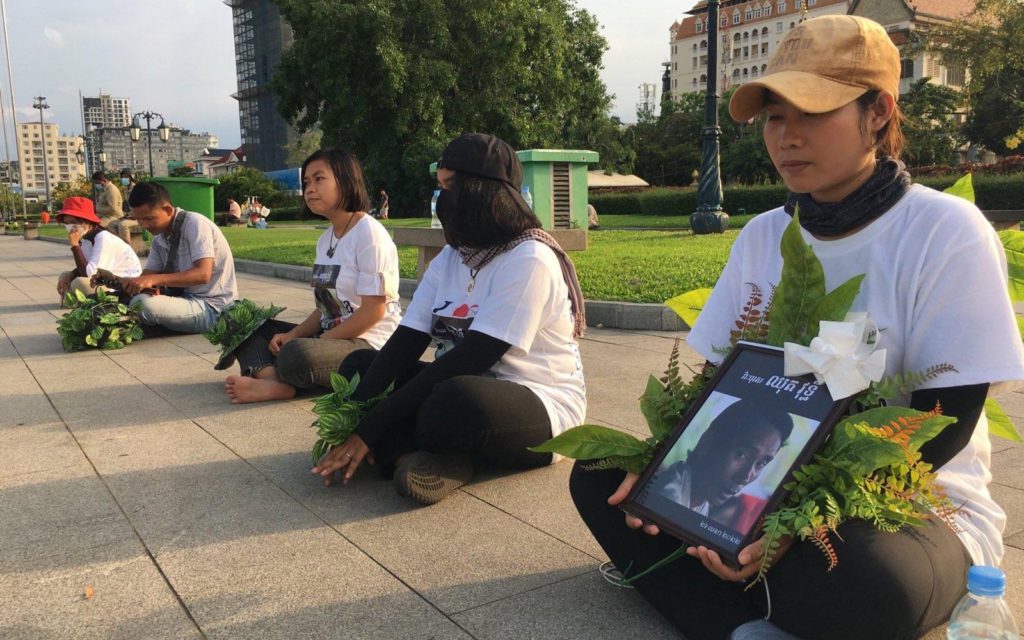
left=784, top=157, right=912, bottom=237
left=457, top=228, right=587, bottom=338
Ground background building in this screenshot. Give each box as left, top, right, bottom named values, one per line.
left=81, top=93, right=131, bottom=129
left=87, top=125, right=219, bottom=177
left=668, top=0, right=972, bottom=101
left=225, top=0, right=296, bottom=171
left=15, top=122, right=86, bottom=201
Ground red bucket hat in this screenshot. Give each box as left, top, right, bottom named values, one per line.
left=57, top=196, right=102, bottom=225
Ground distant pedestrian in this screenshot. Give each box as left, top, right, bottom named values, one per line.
left=108, top=170, right=141, bottom=247
left=377, top=189, right=389, bottom=220
left=92, top=170, right=123, bottom=228
left=40, top=209, right=50, bottom=225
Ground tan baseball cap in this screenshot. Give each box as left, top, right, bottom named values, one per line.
left=729, top=15, right=900, bottom=122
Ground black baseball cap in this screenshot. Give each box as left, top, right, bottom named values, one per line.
left=437, top=133, right=524, bottom=189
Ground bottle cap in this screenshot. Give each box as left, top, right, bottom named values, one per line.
left=967, top=566, right=1006, bottom=596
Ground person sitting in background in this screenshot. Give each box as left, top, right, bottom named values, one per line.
left=55, top=196, right=142, bottom=302
left=107, top=170, right=140, bottom=247
left=92, top=170, right=124, bottom=229
left=40, top=209, right=50, bottom=225
left=225, top=197, right=243, bottom=225
left=119, top=182, right=238, bottom=334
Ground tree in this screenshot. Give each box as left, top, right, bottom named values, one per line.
left=52, top=177, right=93, bottom=208
left=718, top=88, right=775, bottom=185
left=213, top=168, right=285, bottom=211
left=273, top=0, right=611, bottom=214
left=169, top=164, right=196, bottom=177
left=932, top=0, right=1024, bottom=154
left=633, top=93, right=704, bottom=186
left=287, top=127, right=323, bottom=167
left=899, top=79, right=963, bottom=166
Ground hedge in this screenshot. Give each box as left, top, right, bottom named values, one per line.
left=590, top=173, right=1024, bottom=216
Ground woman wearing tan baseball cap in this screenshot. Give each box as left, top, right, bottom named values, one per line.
left=570, top=15, right=1024, bottom=640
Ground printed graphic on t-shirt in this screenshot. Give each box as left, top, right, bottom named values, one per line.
left=430, top=300, right=479, bottom=356
left=312, top=264, right=353, bottom=329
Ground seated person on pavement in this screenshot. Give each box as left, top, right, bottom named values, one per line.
left=55, top=196, right=142, bottom=302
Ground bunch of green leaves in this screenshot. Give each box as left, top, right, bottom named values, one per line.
left=531, top=340, right=715, bottom=472
left=56, top=287, right=144, bottom=352
left=310, top=373, right=393, bottom=464
left=204, top=298, right=286, bottom=352
left=753, top=405, right=957, bottom=585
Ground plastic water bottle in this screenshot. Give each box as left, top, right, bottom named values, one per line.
left=430, top=189, right=442, bottom=229
left=521, top=185, right=533, bottom=210
left=947, top=566, right=1019, bottom=639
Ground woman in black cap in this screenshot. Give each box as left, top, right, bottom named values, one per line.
left=312, top=133, right=587, bottom=504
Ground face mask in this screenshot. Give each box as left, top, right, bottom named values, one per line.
left=120, top=177, right=129, bottom=186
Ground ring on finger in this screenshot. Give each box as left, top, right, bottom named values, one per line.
left=344, top=452, right=353, bottom=458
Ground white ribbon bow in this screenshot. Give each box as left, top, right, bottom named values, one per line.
left=783, top=313, right=887, bottom=400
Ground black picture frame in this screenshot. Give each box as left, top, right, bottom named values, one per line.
left=622, top=341, right=854, bottom=569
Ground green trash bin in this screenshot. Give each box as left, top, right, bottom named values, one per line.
left=152, top=176, right=220, bottom=221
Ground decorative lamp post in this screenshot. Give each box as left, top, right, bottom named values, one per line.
left=98, top=151, right=108, bottom=172
left=32, top=96, right=52, bottom=214
left=130, top=111, right=170, bottom=176
left=690, top=0, right=730, bottom=235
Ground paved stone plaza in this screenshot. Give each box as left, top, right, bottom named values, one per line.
left=1, top=235, right=1021, bottom=639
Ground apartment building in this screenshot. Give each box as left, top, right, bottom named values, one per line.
left=15, top=122, right=86, bottom=199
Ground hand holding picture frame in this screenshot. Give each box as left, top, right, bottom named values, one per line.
left=622, top=342, right=854, bottom=569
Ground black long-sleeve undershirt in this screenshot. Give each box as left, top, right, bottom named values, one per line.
left=353, top=326, right=512, bottom=448
left=911, top=382, right=989, bottom=469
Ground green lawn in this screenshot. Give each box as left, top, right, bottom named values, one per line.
left=37, top=218, right=742, bottom=303
left=224, top=226, right=738, bottom=303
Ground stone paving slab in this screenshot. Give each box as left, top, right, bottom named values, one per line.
left=2, top=235, right=1022, bottom=638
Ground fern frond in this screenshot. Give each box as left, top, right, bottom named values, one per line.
left=805, top=525, right=839, bottom=571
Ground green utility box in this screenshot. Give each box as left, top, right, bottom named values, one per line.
left=152, top=176, right=220, bottom=221
left=516, top=149, right=598, bottom=231
left=430, top=148, right=598, bottom=232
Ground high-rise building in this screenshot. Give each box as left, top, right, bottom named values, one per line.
left=15, top=122, right=86, bottom=201
left=81, top=93, right=132, bottom=129
left=225, top=0, right=296, bottom=171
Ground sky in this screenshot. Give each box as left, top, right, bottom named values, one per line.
left=1, top=0, right=694, bottom=154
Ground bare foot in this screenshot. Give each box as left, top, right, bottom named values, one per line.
left=224, top=375, right=297, bottom=404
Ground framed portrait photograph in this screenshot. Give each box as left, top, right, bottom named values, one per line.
left=622, top=341, right=854, bottom=568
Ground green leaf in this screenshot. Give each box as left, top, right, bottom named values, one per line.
left=998, top=229, right=1024, bottom=303
left=639, top=374, right=675, bottom=441
left=528, top=424, right=648, bottom=459
left=808, top=274, right=865, bottom=326
left=766, top=212, right=826, bottom=346
left=312, top=438, right=330, bottom=464
left=985, top=398, right=1023, bottom=442
left=330, top=372, right=351, bottom=394
left=84, top=334, right=97, bottom=346
left=74, top=289, right=87, bottom=303
left=664, top=288, right=712, bottom=329
left=942, top=172, right=975, bottom=204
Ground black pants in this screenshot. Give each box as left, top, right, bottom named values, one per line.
left=234, top=319, right=369, bottom=389
left=569, top=463, right=971, bottom=640
left=340, top=349, right=553, bottom=471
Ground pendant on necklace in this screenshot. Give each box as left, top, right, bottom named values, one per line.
left=467, top=278, right=475, bottom=293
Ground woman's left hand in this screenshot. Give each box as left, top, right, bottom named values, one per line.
left=686, top=535, right=792, bottom=582
left=311, top=435, right=371, bottom=486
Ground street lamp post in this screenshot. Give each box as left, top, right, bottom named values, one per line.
left=130, top=111, right=170, bottom=176
left=32, top=96, right=52, bottom=213
left=690, top=0, right=730, bottom=234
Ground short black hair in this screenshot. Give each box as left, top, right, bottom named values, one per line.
left=91, top=170, right=107, bottom=182
left=128, top=181, right=172, bottom=208
left=440, top=173, right=541, bottom=249
left=301, top=147, right=370, bottom=215
left=694, top=400, right=794, bottom=456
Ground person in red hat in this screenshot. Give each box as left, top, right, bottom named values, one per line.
left=55, top=195, right=142, bottom=302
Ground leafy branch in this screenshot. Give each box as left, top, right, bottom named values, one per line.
left=56, top=287, right=144, bottom=352
left=310, top=373, right=393, bottom=464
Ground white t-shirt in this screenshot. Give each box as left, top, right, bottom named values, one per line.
left=689, top=184, right=1024, bottom=566
left=81, top=229, right=142, bottom=278
left=311, top=215, right=401, bottom=349
left=401, top=241, right=587, bottom=441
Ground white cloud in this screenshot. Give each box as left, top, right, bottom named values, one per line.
left=43, top=26, right=63, bottom=46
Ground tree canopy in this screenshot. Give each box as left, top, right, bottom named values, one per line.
left=273, top=0, right=612, bottom=213
left=932, top=0, right=1024, bottom=154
